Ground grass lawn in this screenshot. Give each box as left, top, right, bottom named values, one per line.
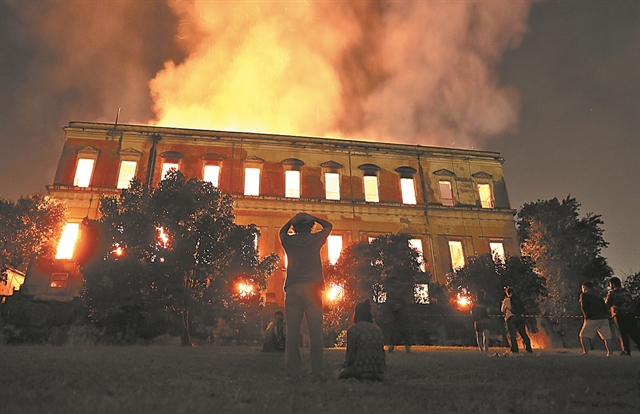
left=1, top=345, right=638, bottom=414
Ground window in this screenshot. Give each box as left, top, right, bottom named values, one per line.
left=439, top=180, right=454, bottom=206
left=244, top=167, right=261, bottom=196
left=117, top=161, right=137, bottom=189
left=161, top=163, right=179, bottom=179
left=490, top=242, right=505, bottom=262
left=409, top=238, right=426, bottom=272
left=400, top=178, right=417, bottom=205
left=50, top=273, right=69, bottom=289
left=55, top=223, right=80, bottom=260
left=364, top=176, right=379, bottom=202
left=203, top=165, right=220, bottom=187
left=478, top=184, right=494, bottom=208
left=285, top=170, right=300, bottom=198
left=448, top=241, right=465, bottom=270
left=327, top=235, right=343, bottom=264
left=414, top=284, right=430, bottom=304
left=73, top=158, right=95, bottom=187
left=325, top=173, right=340, bottom=200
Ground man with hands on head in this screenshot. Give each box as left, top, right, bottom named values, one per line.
left=279, top=212, right=333, bottom=382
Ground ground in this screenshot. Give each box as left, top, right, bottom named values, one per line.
left=1, top=346, right=638, bottom=413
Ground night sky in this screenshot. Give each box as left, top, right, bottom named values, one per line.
left=1, top=1, right=638, bottom=277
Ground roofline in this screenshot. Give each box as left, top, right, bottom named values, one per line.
left=65, top=121, right=504, bottom=160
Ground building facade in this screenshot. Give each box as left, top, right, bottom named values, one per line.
left=24, top=121, right=519, bottom=305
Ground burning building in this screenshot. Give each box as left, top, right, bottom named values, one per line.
left=23, top=121, right=519, bottom=305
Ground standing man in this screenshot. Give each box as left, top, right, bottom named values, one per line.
left=279, top=212, right=332, bottom=381
left=501, top=287, right=533, bottom=353
left=579, top=281, right=612, bottom=356
left=606, top=277, right=640, bottom=356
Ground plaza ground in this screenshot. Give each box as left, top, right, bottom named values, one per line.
left=1, top=345, right=638, bottom=413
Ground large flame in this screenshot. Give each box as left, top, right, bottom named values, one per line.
left=150, top=1, right=533, bottom=147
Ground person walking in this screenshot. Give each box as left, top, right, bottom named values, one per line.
left=501, top=287, right=533, bottom=353
left=606, top=277, right=640, bottom=356
left=279, top=212, right=332, bottom=381
left=579, top=281, right=612, bottom=356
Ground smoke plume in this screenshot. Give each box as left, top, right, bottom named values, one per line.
left=150, top=0, right=533, bottom=147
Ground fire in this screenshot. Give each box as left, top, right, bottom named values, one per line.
left=156, top=227, right=170, bottom=248
left=112, top=243, right=125, bottom=257
left=326, top=283, right=344, bottom=303
left=456, top=292, right=472, bottom=310
left=229, top=274, right=260, bottom=303
left=55, top=223, right=80, bottom=260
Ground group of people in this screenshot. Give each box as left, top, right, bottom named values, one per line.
left=579, top=277, right=640, bottom=356
left=269, top=212, right=639, bottom=383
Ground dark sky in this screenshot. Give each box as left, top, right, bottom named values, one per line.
left=1, top=1, right=638, bottom=276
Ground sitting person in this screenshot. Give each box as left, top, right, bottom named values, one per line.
left=338, top=300, right=386, bottom=381
left=262, top=311, right=286, bottom=352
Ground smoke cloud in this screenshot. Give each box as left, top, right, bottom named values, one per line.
left=1, top=0, right=532, bottom=198
left=151, top=0, right=533, bottom=147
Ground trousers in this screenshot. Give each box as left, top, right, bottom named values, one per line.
left=285, top=282, right=324, bottom=377
left=506, top=315, right=532, bottom=353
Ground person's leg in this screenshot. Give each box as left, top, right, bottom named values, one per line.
left=506, top=318, right=519, bottom=352
left=516, top=318, right=532, bottom=352
left=579, top=321, right=590, bottom=354
left=482, top=332, right=489, bottom=351
left=616, top=316, right=631, bottom=355
left=285, top=286, right=304, bottom=378
left=475, top=329, right=483, bottom=351
left=304, top=283, right=324, bottom=379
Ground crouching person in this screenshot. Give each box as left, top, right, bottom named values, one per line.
left=338, top=300, right=386, bottom=381
left=262, top=311, right=286, bottom=352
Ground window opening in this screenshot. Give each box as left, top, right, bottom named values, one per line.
left=478, top=184, right=494, bottom=208
left=244, top=167, right=261, bottom=196
left=439, top=180, right=454, bottom=206
left=414, top=284, right=430, bottom=304
left=327, top=235, right=343, bottom=264
left=489, top=242, right=505, bottom=263
left=364, top=175, right=379, bottom=202
left=73, top=158, right=94, bottom=187
left=161, top=163, right=179, bottom=179
left=448, top=241, right=465, bottom=270
left=203, top=165, right=220, bottom=187
left=117, top=161, right=137, bottom=189
left=325, top=173, right=340, bottom=200
left=409, top=238, right=426, bottom=272
left=285, top=170, right=300, bottom=198
left=400, top=178, right=417, bottom=205
left=50, top=273, right=69, bottom=289
left=56, top=223, right=80, bottom=260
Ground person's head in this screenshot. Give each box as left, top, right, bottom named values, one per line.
left=582, top=281, right=594, bottom=292
left=609, top=277, right=622, bottom=289
left=476, top=290, right=486, bottom=301
left=292, top=216, right=314, bottom=233
left=505, top=287, right=515, bottom=297
left=274, top=311, right=284, bottom=322
left=354, top=299, right=373, bottom=323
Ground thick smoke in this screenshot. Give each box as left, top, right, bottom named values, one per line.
left=0, top=0, right=532, bottom=198
left=151, top=0, right=533, bottom=147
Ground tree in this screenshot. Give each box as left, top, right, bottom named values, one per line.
left=80, top=171, right=278, bottom=345
left=446, top=254, right=547, bottom=313
left=322, top=233, right=429, bottom=334
left=625, top=271, right=640, bottom=300
left=0, top=193, right=66, bottom=281
left=516, top=196, right=611, bottom=319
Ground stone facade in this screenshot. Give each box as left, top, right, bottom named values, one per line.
left=24, top=121, right=519, bottom=305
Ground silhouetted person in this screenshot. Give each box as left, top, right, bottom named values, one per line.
left=339, top=300, right=386, bottom=381
left=606, top=277, right=640, bottom=356
left=579, top=281, right=611, bottom=356
left=279, top=212, right=332, bottom=381
left=501, top=287, right=532, bottom=353
left=472, top=290, right=491, bottom=352
left=262, top=311, right=286, bottom=352
left=386, top=299, right=412, bottom=353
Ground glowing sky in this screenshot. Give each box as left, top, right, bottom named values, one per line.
left=0, top=1, right=638, bottom=276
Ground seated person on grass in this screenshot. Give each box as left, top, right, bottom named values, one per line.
left=262, top=311, right=286, bottom=352
left=338, top=300, right=386, bottom=381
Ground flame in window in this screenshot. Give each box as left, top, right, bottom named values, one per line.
left=55, top=223, right=80, bottom=260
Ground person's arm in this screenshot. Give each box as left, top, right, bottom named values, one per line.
left=279, top=215, right=298, bottom=240
left=345, top=328, right=357, bottom=367
left=303, top=213, right=332, bottom=235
